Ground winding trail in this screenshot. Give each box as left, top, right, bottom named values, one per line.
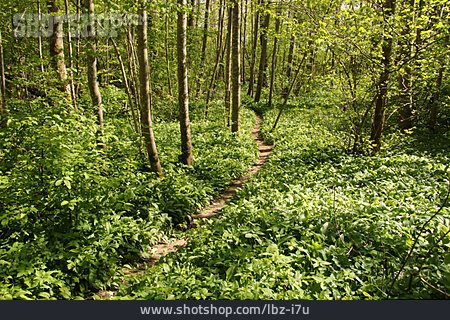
left=192, top=114, right=273, bottom=219
left=97, top=113, right=273, bottom=299
left=149, top=114, right=273, bottom=256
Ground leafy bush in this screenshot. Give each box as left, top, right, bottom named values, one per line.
left=0, top=92, right=257, bottom=299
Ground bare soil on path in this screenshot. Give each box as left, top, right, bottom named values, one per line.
left=97, top=113, right=274, bottom=299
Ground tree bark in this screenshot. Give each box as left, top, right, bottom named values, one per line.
left=282, top=35, right=295, bottom=100
left=48, top=0, right=70, bottom=94
left=64, top=0, right=78, bottom=111
left=268, top=14, right=280, bottom=108
left=428, top=64, right=444, bottom=131
left=241, top=0, right=248, bottom=83
left=224, top=6, right=233, bottom=126
left=137, top=0, right=163, bottom=175
left=75, top=0, right=81, bottom=97
left=205, top=0, right=225, bottom=107
left=177, top=0, right=194, bottom=165
left=247, top=0, right=260, bottom=96
left=254, top=0, right=270, bottom=102
left=200, top=0, right=210, bottom=64
left=37, top=0, right=45, bottom=73
left=397, top=0, right=415, bottom=131
left=195, top=0, right=211, bottom=97
left=370, top=0, right=395, bottom=154
left=127, top=29, right=141, bottom=114
left=0, top=31, right=7, bottom=127
left=84, top=0, right=104, bottom=136
left=165, top=0, right=173, bottom=97
left=188, top=0, right=196, bottom=28
left=231, top=0, right=241, bottom=133
left=271, top=57, right=303, bottom=132
left=111, top=39, right=139, bottom=134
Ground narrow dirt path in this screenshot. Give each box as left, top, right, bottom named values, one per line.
left=97, top=113, right=273, bottom=299
left=147, top=114, right=273, bottom=258
left=192, top=114, right=273, bottom=219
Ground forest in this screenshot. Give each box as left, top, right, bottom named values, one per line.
left=0, top=0, right=448, bottom=300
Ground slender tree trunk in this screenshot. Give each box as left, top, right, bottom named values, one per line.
left=137, top=0, right=163, bottom=175
left=195, top=0, right=211, bottom=97
left=397, top=0, right=415, bottom=130
left=200, top=0, right=210, bottom=63
left=247, top=0, right=260, bottom=96
left=84, top=0, right=104, bottom=138
left=231, top=0, right=241, bottom=133
left=188, top=0, right=196, bottom=28
left=283, top=35, right=295, bottom=99
left=428, top=29, right=447, bottom=132
left=271, top=60, right=303, bottom=132
left=48, top=0, right=70, bottom=94
left=268, top=14, right=280, bottom=108
left=177, top=0, right=194, bottom=165
left=224, top=6, right=233, bottom=126
left=111, top=39, right=139, bottom=134
left=429, top=60, right=445, bottom=131
left=75, top=0, right=81, bottom=97
left=254, top=0, right=269, bottom=102
left=0, top=31, right=7, bottom=127
left=37, top=0, right=44, bottom=73
left=241, top=0, right=248, bottom=83
left=205, top=0, right=225, bottom=106
left=127, top=29, right=141, bottom=113
left=370, top=0, right=395, bottom=154
left=65, top=0, right=78, bottom=111
left=216, top=0, right=225, bottom=50
left=165, top=0, right=173, bottom=96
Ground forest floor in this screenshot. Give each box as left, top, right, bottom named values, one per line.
left=96, top=113, right=274, bottom=299
left=108, top=106, right=449, bottom=300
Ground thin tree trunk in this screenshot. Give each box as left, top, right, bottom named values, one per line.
left=216, top=0, right=225, bottom=50
left=231, top=0, right=241, bottom=133
left=137, top=0, right=163, bottom=175
left=427, top=16, right=446, bottom=131
left=241, top=0, right=248, bottom=83
left=283, top=34, right=295, bottom=99
left=205, top=0, right=225, bottom=106
left=127, top=29, right=141, bottom=113
left=165, top=0, right=173, bottom=97
left=111, top=39, right=139, bottom=134
left=247, top=0, right=260, bottom=96
left=188, top=0, right=196, bottom=28
left=195, top=0, right=211, bottom=97
left=370, top=0, right=395, bottom=154
left=75, top=0, right=81, bottom=97
left=254, top=0, right=269, bottom=102
left=64, top=0, right=78, bottom=111
left=429, top=65, right=444, bottom=131
left=0, top=31, right=7, bottom=127
left=271, top=60, right=303, bottom=132
left=224, top=6, right=233, bottom=126
left=268, top=14, right=280, bottom=108
left=48, top=0, right=70, bottom=95
left=37, top=0, right=44, bottom=73
left=177, top=0, right=194, bottom=165
left=397, top=0, right=415, bottom=130
left=200, top=0, right=210, bottom=63
left=84, top=0, right=104, bottom=142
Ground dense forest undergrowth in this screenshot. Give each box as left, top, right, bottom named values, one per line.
left=113, top=105, right=450, bottom=300
left=0, top=0, right=449, bottom=301
left=0, top=91, right=258, bottom=299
